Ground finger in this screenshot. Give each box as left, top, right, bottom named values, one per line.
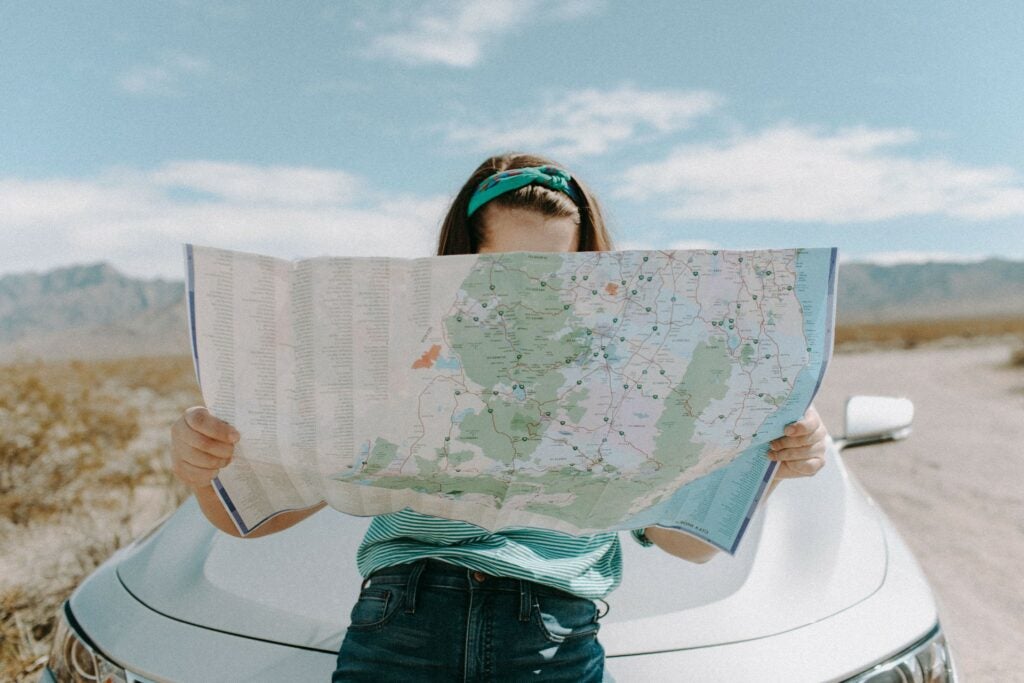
left=177, top=423, right=235, bottom=460
left=771, top=456, right=825, bottom=479
left=174, top=439, right=232, bottom=469
left=172, top=459, right=222, bottom=487
left=770, top=422, right=827, bottom=451
left=184, top=406, right=240, bottom=443
left=172, top=417, right=234, bottom=460
left=783, top=410, right=820, bottom=437
left=769, top=440, right=826, bottom=462
left=770, top=419, right=827, bottom=450
left=785, top=456, right=826, bottom=477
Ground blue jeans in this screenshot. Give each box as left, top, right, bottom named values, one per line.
left=333, top=558, right=606, bottom=682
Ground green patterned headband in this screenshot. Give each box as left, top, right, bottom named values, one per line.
left=467, top=165, right=582, bottom=217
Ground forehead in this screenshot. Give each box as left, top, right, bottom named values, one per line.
left=480, top=204, right=579, bottom=228
left=477, top=205, right=579, bottom=252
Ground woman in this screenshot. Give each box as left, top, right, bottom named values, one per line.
left=170, top=153, right=829, bottom=681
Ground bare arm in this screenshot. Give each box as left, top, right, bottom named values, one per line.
left=643, top=404, right=829, bottom=563
left=642, top=526, right=720, bottom=563
left=640, top=478, right=785, bottom=563
left=190, top=482, right=327, bottom=538
left=172, top=406, right=324, bottom=538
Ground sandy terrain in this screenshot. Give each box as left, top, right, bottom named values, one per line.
left=815, top=339, right=1024, bottom=681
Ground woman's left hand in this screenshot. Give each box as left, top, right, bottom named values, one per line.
left=768, top=404, right=829, bottom=479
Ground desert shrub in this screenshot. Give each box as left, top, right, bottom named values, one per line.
left=91, top=356, right=198, bottom=395
left=835, top=316, right=1024, bottom=350
left=0, top=356, right=197, bottom=680
left=0, top=363, right=140, bottom=524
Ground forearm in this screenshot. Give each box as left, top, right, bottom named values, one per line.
left=191, top=483, right=243, bottom=535
left=644, top=465, right=786, bottom=563
left=191, top=483, right=326, bottom=538
left=644, top=526, right=720, bottom=563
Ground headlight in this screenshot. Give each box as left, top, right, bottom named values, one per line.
left=47, top=602, right=128, bottom=683
left=846, top=624, right=955, bottom=682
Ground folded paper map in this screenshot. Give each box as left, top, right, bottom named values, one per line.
left=185, top=244, right=836, bottom=552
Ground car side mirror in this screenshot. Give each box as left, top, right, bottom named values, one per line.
left=836, top=395, right=914, bottom=451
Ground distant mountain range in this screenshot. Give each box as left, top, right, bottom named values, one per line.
left=1, top=258, right=1022, bottom=362
left=837, top=258, right=1024, bottom=323
left=0, top=263, right=186, bottom=361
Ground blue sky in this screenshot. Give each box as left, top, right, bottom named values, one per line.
left=2, top=1, right=1023, bottom=278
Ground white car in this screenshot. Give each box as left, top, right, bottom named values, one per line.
left=43, top=396, right=957, bottom=682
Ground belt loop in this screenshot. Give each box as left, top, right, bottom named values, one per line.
left=404, top=560, right=427, bottom=614
left=518, top=579, right=532, bottom=623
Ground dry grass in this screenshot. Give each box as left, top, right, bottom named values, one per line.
left=836, top=316, right=1024, bottom=350
left=0, top=356, right=199, bottom=681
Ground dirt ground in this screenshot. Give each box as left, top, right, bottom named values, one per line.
left=815, top=339, right=1024, bottom=682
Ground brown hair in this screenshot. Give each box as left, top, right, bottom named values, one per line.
left=435, top=152, right=615, bottom=255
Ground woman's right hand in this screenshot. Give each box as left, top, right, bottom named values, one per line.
left=170, top=406, right=240, bottom=490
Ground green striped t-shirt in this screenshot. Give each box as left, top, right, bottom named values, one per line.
left=355, top=508, right=654, bottom=600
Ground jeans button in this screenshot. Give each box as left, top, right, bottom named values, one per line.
left=472, top=570, right=487, bottom=582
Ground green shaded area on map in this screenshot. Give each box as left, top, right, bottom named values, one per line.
left=441, top=254, right=591, bottom=466
left=344, top=335, right=736, bottom=529
left=522, top=338, right=734, bottom=527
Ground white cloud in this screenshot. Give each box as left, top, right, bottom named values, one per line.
left=150, top=161, right=365, bottom=205
left=365, top=0, right=601, bottom=68
left=617, top=124, right=1024, bottom=222
left=119, top=53, right=210, bottom=95
left=368, top=0, right=532, bottom=67
left=0, top=162, right=448, bottom=279
left=448, top=86, right=722, bottom=157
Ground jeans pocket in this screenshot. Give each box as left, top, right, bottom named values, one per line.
left=531, top=592, right=601, bottom=644
left=347, top=586, right=403, bottom=631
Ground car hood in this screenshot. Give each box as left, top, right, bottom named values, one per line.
left=116, top=441, right=887, bottom=655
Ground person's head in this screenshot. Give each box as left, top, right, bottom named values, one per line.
left=435, top=153, right=615, bottom=256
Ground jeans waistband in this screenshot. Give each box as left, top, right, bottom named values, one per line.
left=365, top=558, right=586, bottom=597
left=364, top=558, right=556, bottom=622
